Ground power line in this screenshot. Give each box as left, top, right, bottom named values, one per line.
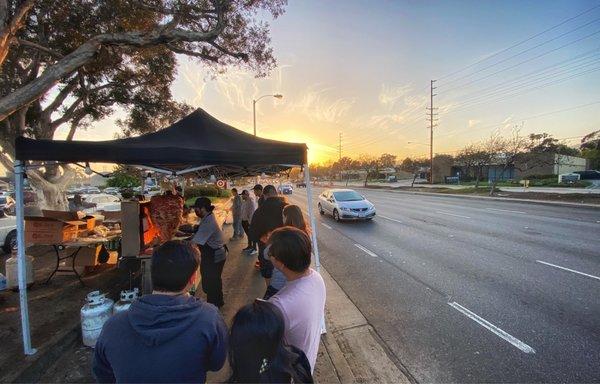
left=443, top=65, right=600, bottom=116
left=436, top=3, right=600, bottom=81
left=441, top=56, right=600, bottom=113
left=438, top=27, right=600, bottom=96
left=439, top=47, right=600, bottom=105
left=438, top=16, right=600, bottom=90
left=437, top=100, right=600, bottom=138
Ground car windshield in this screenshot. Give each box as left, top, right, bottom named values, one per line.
left=333, top=191, right=363, bottom=202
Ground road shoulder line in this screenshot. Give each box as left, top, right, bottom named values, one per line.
left=448, top=302, right=536, bottom=354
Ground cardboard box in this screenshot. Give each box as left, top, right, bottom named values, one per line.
left=42, top=210, right=96, bottom=231
left=74, top=245, right=118, bottom=267
left=25, top=217, right=85, bottom=245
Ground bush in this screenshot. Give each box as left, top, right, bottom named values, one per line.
left=184, top=185, right=231, bottom=199
left=524, top=174, right=557, bottom=180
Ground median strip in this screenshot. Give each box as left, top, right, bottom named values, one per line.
left=448, top=302, right=536, bottom=354
left=436, top=211, right=471, bottom=219
left=536, top=260, right=600, bottom=281
left=354, top=244, right=378, bottom=258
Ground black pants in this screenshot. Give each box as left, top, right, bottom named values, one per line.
left=241, top=220, right=255, bottom=249
left=258, top=242, right=273, bottom=279
left=199, top=245, right=225, bottom=307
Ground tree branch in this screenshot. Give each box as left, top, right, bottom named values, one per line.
left=42, top=76, right=79, bottom=116
left=0, top=0, right=227, bottom=123
left=14, top=38, right=64, bottom=59
left=0, top=0, right=36, bottom=66
left=166, top=43, right=219, bottom=61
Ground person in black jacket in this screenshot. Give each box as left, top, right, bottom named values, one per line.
left=229, top=299, right=313, bottom=384
left=249, top=185, right=288, bottom=287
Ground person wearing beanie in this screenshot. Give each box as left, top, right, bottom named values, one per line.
left=192, top=197, right=227, bottom=307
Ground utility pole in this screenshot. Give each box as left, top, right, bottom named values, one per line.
left=338, top=132, right=342, bottom=161
left=426, top=80, right=438, bottom=184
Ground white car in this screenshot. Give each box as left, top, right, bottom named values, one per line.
left=0, top=215, right=16, bottom=253
left=318, top=189, right=376, bottom=222
left=82, top=194, right=121, bottom=213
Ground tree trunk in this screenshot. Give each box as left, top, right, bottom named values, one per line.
left=475, top=167, right=480, bottom=188
left=489, top=165, right=508, bottom=196
left=411, top=173, right=417, bottom=187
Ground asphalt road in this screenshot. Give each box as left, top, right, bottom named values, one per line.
left=286, top=187, right=600, bottom=383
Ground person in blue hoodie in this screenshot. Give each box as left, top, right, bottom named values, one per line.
left=92, top=240, right=228, bottom=383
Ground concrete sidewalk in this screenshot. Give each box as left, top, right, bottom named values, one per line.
left=1, top=211, right=410, bottom=383
left=209, top=224, right=412, bottom=383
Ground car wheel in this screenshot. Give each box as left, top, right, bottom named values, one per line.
left=333, top=209, right=340, bottom=222
left=318, top=203, right=324, bottom=215
left=3, top=229, right=16, bottom=254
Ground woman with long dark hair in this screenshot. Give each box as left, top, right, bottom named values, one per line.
left=262, top=205, right=311, bottom=299
left=229, top=300, right=313, bottom=383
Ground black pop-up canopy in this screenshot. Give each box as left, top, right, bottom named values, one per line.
left=12, top=108, right=320, bottom=356
left=15, top=108, right=307, bottom=175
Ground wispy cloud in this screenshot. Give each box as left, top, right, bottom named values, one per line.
left=286, top=85, right=355, bottom=123
left=468, top=119, right=480, bottom=128
left=378, top=84, right=412, bottom=107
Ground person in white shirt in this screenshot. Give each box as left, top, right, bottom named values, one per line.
left=240, top=190, right=257, bottom=253
left=267, top=226, right=326, bottom=372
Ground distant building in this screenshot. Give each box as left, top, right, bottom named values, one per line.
left=450, top=153, right=587, bottom=183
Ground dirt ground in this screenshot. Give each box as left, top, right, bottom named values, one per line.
left=0, top=246, right=130, bottom=383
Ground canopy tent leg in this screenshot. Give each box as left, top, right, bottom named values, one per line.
left=304, top=164, right=320, bottom=271
left=15, top=160, right=36, bottom=355
left=303, top=164, right=326, bottom=334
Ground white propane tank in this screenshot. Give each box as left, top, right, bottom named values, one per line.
left=113, top=288, right=139, bottom=314
left=81, top=291, right=114, bottom=348
left=5, top=247, right=34, bottom=291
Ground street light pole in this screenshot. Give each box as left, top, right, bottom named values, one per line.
left=252, top=93, right=283, bottom=137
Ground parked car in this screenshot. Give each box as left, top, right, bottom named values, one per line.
left=318, top=189, right=376, bottom=222
left=574, top=170, right=600, bottom=180
left=0, top=215, right=16, bottom=253
left=103, top=187, right=120, bottom=195
left=296, top=181, right=307, bottom=188
left=80, top=186, right=101, bottom=194
left=82, top=194, right=121, bottom=212
left=278, top=184, right=293, bottom=195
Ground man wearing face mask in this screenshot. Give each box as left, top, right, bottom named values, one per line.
left=192, top=197, right=227, bottom=308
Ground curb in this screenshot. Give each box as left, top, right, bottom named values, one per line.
left=319, top=266, right=414, bottom=384
left=388, top=188, right=600, bottom=209
left=344, top=184, right=600, bottom=209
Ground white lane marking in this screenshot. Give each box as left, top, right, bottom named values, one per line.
left=536, top=260, right=600, bottom=281
left=485, top=208, right=526, bottom=214
left=354, top=244, right=378, bottom=258
left=448, top=302, right=536, bottom=354
left=378, top=215, right=403, bottom=224
left=321, top=223, right=332, bottom=230
left=436, top=211, right=471, bottom=219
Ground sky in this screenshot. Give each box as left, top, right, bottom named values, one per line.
left=55, top=0, right=600, bottom=165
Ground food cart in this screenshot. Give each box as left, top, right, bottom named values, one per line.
left=13, top=108, right=318, bottom=355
